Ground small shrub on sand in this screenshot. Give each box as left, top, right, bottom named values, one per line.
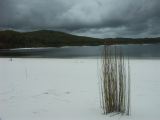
left=100, top=46, right=130, bottom=115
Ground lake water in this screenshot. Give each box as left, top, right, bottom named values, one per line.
left=0, top=44, right=160, bottom=58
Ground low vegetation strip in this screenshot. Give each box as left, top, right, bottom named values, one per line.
left=0, top=30, right=160, bottom=49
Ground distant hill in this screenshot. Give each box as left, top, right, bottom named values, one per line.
left=0, top=30, right=160, bottom=49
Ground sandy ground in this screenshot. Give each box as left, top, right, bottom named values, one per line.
left=0, top=58, right=160, bottom=120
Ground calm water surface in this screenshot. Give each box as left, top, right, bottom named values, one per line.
left=0, top=44, right=160, bottom=59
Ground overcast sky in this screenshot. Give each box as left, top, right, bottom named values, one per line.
left=0, top=0, right=160, bottom=38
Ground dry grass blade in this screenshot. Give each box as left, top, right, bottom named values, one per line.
left=100, top=45, right=130, bottom=115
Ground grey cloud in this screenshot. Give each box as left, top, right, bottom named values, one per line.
left=0, top=0, right=160, bottom=38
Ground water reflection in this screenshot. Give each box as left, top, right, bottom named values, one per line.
left=0, top=44, right=160, bottom=59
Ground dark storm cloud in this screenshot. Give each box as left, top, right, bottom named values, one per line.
left=0, top=0, right=160, bottom=38
left=0, top=0, right=16, bottom=26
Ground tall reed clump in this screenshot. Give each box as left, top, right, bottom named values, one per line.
left=100, top=46, right=130, bottom=115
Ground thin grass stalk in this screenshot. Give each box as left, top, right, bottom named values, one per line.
left=127, top=57, right=131, bottom=115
